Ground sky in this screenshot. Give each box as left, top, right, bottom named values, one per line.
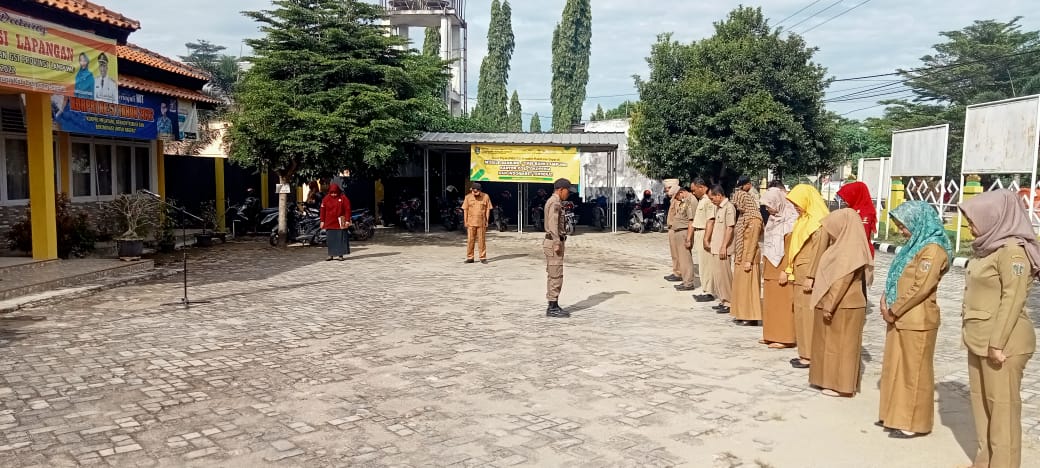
left=99, top=0, right=1038, bottom=127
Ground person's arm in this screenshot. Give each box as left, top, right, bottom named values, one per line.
left=721, top=225, right=734, bottom=259
left=703, top=218, right=715, bottom=250
left=719, top=205, right=735, bottom=258
left=990, top=246, right=1032, bottom=351
left=889, top=244, right=947, bottom=317
left=741, top=220, right=762, bottom=266
left=319, top=202, right=327, bottom=229
left=462, top=195, right=470, bottom=228
left=545, top=200, right=562, bottom=247
left=807, top=230, right=828, bottom=281
left=685, top=202, right=696, bottom=246
left=485, top=198, right=493, bottom=221
left=816, top=271, right=857, bottom=314
left=342, top=197, right=351, bottom=227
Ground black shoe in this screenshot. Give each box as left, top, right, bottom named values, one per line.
left=664, top=274, right=682, bottom=282
left=546, top=301, right=570, bottom=318
left=715, top=306, right=730, bottom=314
left=791, top=360, right=810, bottom=369
left=480, top=259, right=488, bottom=264
left=712, top=304, right=727, bottom=310
left=325, top=257, right=333, bottom=262
left=693, top=294, right=715, bottom=302
left=888, top=431, right=926, bottom=439
left=464, top=259, right=475, bottom=264
left=674, top=284, right=697, bottom=291
left=874, top=421, right=893, bottom=432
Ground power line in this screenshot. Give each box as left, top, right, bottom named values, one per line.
left=787, top=0, right=843, bottom=30
left=832, top=48, right=1040, bottom=82
left=839, top=103, right=888, bottom=116
left=799, top=0, right=874, bottom=35
left=776, top=0, right=824, bottom=25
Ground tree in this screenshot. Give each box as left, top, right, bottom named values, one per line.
left=472, top=0, right=515, bottom=130
left=591, top=104, right=604, bottom=121
left=629, top=7, right=838, bottom=185
left=227, top=0, right=448, bottom=246
left=604, top=100, right=637, bottom=120
left=508, top=91, right=523, bottom=132
left=550, top=0, right=592, bottom=131
left=181, top=40, right=240, bottom=104
left=424, top=26, right=441, bottom=57
left=529, top=113, right=542, bottom=132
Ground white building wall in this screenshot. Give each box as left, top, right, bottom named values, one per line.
left=580, top=119, right=664, bottom=202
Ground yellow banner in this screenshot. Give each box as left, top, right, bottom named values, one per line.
left=0, top=7, right=118, bottom=102
left=470, top=145, right=581, bottom=184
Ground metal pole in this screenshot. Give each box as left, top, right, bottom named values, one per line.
left=611, top=150, right=618, bottom=233
left=1030, top=102, right=1040, bottom=229
left=441, top=151, right=447, bottom=200
left=955, top=173, right=965, bottom=252
left=423, top=148, right=430, bottom=233
left=516, top=182, right=523, bottom=234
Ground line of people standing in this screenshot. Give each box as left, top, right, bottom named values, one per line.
left=664, top=178, right=1035, bottom=467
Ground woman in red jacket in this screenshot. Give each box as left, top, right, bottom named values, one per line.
left=320, top=183, right=351, bottom=261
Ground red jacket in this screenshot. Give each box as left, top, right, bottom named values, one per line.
left=320, top=191, right=351, bottom=230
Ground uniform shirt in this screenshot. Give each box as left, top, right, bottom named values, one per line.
left=889, top=243, right=948, bottom=331
left=693, top=195, right=715, bottom=230
left=544, top=194, right=566, bottom=245
left=710, top=199, right=736, bottom=254
left=666, top=194, right=680, bottom=229
left=463, top=192, right=493, bottom=228
left=962, top=241, right=1037, bottom=357
left=94, top=76, right=118, bottom=104
left=672, top=195, right=696, bottom=229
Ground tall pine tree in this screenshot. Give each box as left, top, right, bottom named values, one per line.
left=530, top=113, right=542, bottom=132
left=551, top=0, right=592, bottom=131
left=508, top=91, right=523, bottom=132
left=472, top=0, right=515, bottom=130
left=423, top=27, right=441, bottom=57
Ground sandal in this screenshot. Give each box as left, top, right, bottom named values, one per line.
left=767, top=343, right=791, bottom=349
left=821, top=389, right=852, bottom=398
left=758, top=339, right=768, bottom=344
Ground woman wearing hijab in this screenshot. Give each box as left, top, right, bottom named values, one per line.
left=319, top=183, right=351, bottom=261
left=784, top=184, right=831, bottom=368
left=836, top=181, right=878, bottom=256
left=959, top=190, right=1037, bottom=468
left=760, top=186, right=798, bottom=348
left=807, top=208, right=873, bottom=397
left=731, top=191, right=764, bottom=326
left=877, top=201, right=952, bottom=439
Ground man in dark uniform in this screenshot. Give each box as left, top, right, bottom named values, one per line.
left=544, top=178, right=572, bottom=318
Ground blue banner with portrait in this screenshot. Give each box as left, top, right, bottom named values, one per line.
left=51, top=88, right=179, bottom=140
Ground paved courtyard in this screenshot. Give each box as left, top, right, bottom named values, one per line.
left=1, top=229, right=1038, bottom=467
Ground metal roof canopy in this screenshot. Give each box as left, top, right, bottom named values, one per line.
left=415, top=132, right=625, bottom=153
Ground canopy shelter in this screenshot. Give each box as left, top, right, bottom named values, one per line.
left=412, top=132, right=626, bottom=233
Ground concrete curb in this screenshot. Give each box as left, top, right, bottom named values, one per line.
left=873, top=242, right=970, bottom=268
left=0, top=268, right=181, bottom=314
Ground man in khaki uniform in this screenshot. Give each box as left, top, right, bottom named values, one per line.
left=543, top=178, right=572, bottom=318
left=663, top=179, right=682, bottom=282
left=463, top=183, right=493, bottom=263
left=707, top=185, right=736, bottom=314
left=671, top=188, right=698, bottom=291
left=691, top=178, right=716, bottom=302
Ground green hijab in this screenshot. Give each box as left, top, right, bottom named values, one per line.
left=884, top=201, right=952, bottom=306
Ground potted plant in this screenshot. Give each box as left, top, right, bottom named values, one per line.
left=107, top=194, right=158, bottom=260
left=195, top=201, right=218, bottom=247
left=154, top=198, right=177, bottom=253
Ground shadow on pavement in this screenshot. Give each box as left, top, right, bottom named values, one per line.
left=0, top=315, right=46, bottom=349
left=348, top=252, right=401, bottom=261
left=568, top=291, right=630, bottom=313
left=937, top=380, right=976, bottom=460
left=195, top=280, right=340, bottom=303
left=488, top=254, right=530, bottom=263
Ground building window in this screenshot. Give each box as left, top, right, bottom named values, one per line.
left=135, top=146, right=151, bottom=192
left=95, top=144, right=113, bottom=196
left=4, top=138, right=29, bottom=201
left=116, top=146, right=132, bottom=194
left=71, top=142, right=92, bottom=197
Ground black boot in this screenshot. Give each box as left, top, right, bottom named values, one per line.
left=546, top=301, right=570, bottom=318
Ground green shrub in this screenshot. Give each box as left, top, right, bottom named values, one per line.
left=6, top=193, right=97, bottom=259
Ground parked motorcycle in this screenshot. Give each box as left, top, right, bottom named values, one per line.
left=492, top=205, right=509, bottom=232
left=268, top=204, right=324, bottom=246
left=440, top=200, right=464, bottom=231
left=530, top=205, right=545, bottom=232
left=628, top=204, right=665, bottom=233
left=562, top=201, right=578, bottom=236
left=397, top=198, right=424, bottom=232
left=348, top=208, right=376, bottom=241
left=592, top=195, right=608, bottom=231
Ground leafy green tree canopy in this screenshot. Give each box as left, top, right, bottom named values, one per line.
left=472, top=0, right=515, bottom=130
left=629, top=7, right=838, bottom=183
left=550, top=0, right=592, bottom=131
left=508, top=91, right=523, bottom=132
left=424, top=26, right=441, bottom=57
left=529, top=113, right=542, bottom=132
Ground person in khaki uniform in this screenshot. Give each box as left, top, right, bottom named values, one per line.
left=463, top=183, right=493, bottom=264
left=663, top=179, right=682, bottom=282
left=959, top=191, right=1037, bottom=468
left=671, top=188, right=698, bottom=291
left=784, top=184, right=831, bottom=369
left=691, top=178, right=716, bottom=302
left=543, top=178, right=573, bottom=318
left=730, top=190, right=763, bottom=326
left=807, top=208, right=874, bottom=398
left=877, top=201, right=952, bottom=438
left=707, top=185, right=736, bottom=314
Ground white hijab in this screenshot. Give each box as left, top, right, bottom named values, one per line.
left=760, top=187, right=798, bottom=267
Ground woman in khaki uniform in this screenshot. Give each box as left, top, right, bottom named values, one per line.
left=784, top=184, right=831, bottom=368
left=877, top=201, right=952, bottom=438
left=808, top=208, right=874, bottom=397
left=730, top=190, right=763, bottom=326
left=760, top=186, right=798, bottom=348
left=959, top=191, right=1037, bottom=468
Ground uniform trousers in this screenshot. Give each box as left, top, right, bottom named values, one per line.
left=466, top=226, right=487, bottom=260
left=543, top=240, right=566, bottom=301
left=969, top=352, right=1032, bottom=468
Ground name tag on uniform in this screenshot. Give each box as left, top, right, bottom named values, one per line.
left=1012, top=262, right=1027, bottom=277
left=920, top=260, right=932, bottom=272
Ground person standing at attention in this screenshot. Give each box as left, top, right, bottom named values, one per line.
left=691, top=179, right=717, bottom=303
left=319, top=183, right=351, bottom=261
left=958, top=190, right=1037, bottom=468
left=730, top=190, right=763, bottom=326
left=877, top=201, right=952, bottom=439
left=707, top=185, right=736, bottom=314
left=663, top=179, right=683, bottom=283
left=760, top=184, right=798, bottom=348
left=672, top=188, right=698, bottom=291
left=544, top=178, right=573, bottom=318
left=463, top=183, right=493, bottom=264
left=808, top=208, right=873, bottom=398
left=785, top=184, right=831, bottom=369
left=837, top=181, right=878, bottom=256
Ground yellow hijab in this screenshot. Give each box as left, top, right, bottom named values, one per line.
left=785, top=184, right=830, bottom=275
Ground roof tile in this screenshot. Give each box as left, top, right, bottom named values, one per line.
left=32, top=0, right=140, bottom=30
left=117, top=44, right=211, bottom=81
left=119, top=75, right=222, bottom=105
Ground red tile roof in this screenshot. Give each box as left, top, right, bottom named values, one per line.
left=117, top=44, right=211, bottom=81
left=32, top=0, right=141, bottom=30
left=119, top=75, right=223, bottom=105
